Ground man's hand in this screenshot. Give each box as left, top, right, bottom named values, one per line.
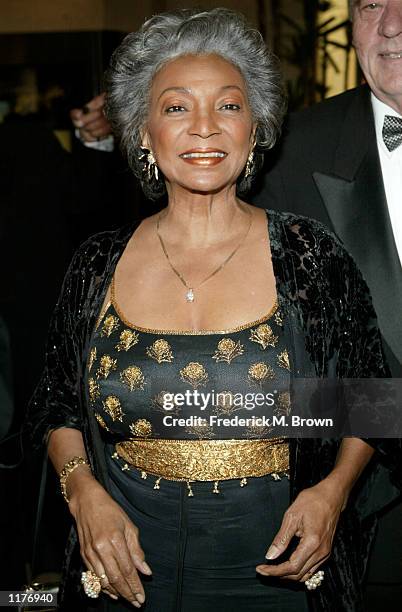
left=70, top=93, right=112, bottom=143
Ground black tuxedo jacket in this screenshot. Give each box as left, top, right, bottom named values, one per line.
left=253, top=85, right=402, bottom=376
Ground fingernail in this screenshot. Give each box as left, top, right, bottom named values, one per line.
left=131, top=601, right=141, bottom=609
left=136, top=593, right=145, bottom=604
left=109, top=594, right=118, bottom=600
left=142, top=561, right=152, bottom=574
left=265, top=545, right=279, bottom=560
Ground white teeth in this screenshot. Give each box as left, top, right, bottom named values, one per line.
left=381, top=53, right=402, bottom=58
left=181, top=152, right=226, bottom=159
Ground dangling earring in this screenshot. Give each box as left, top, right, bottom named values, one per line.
left=139, top=146, right=159, bottom=181
left=244, top=149, right=254, bottom=178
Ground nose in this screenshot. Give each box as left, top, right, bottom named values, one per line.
left=188, top=108, right=221, bottom=139
left=379, top=1, right=402, bottom=38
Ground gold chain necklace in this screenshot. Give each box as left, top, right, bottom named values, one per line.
left=156, top=206, right=252, bottom=303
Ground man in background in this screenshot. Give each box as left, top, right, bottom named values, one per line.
left=253, top=1, right=402, bottom=608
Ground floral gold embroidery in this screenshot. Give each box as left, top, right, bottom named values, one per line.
left=276, top=392, right=291, bottom=416
left=146, top=339, right=174, bottom=363
left=274, top=310, right=283, bottom=327
left=216, top=390, right=234, bottom=412
left=129, top=418, right=153, bottom=437
left=213, top=393, right=244, bottom=417
left=101, top=314, right=120, bottom=337
left=212, top=338, right=244, bottom=364
left=95, top=412, right=110, bottom=431
left=248, top=362, right=275, bottom=384
left=103, top=395, right=125, bottom=421
left=249, top=324, right=278, bottom=350
left=152, top=391, right=181, bottom=415
left=116, top=329, right=139, bottom=352
left=180, top=362, right=209, bottom=388
left=96, top=355, right=117, bottom=379
left=120, top=366, right=145, bottom=391
left=88, top=378, right=100, bottom=403
left=277, top=349, right=290, bottom=371
left=88, top=347, right=97, bottom=372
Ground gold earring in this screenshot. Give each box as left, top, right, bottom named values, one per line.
left=139, top=146, right=159, bottom=181
left=244, top=149, right=254, bottom=178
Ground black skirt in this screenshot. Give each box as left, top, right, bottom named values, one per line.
left=99, top=443, right=309, bottom=612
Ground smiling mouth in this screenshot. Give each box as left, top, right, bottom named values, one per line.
left=380, top=52, right=402, bottom=59
left=179, top=151, right=227, bottom=159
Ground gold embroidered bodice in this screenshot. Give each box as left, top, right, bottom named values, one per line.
left=86, top=293, right=290, bottom=442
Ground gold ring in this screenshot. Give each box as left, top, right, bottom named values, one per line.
left=81, top=570, right=102, bottom=598
left=305, top=569, right=324, bottom=590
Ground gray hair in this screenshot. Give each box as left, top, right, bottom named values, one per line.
left=104, top=8, right=287, bottom=200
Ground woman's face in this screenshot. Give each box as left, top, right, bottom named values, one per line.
left=143, top=54, right=256, bottom=195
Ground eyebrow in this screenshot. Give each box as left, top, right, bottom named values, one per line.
left=157, top=85, right=244, bottom=100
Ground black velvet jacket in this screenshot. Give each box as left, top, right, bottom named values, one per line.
left=26, top=209, right=401, bottom=612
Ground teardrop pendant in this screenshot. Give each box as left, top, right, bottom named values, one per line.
left=186, top=288, right=194, bottom=302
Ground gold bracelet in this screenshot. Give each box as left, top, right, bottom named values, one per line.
left=59, top=456, right=90, bottom=503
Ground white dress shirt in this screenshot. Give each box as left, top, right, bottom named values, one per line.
left=74, top=128, right=115, bottom=153
left=371, top=93, right=402, bottom=265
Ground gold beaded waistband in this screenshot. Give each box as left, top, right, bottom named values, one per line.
left=114, top=438, right=289, bottom=482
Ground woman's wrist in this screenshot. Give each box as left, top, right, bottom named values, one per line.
left=320, top=440, right=375, bottom=512
left=65, top=465, right=98, bottom=507
left=313, top=471, right=350, bottom=512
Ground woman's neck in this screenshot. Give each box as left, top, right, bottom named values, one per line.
left=160, top=184, right=250, bottom=249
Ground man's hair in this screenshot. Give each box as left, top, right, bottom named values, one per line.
left=104, top=8, right=287, bottom=200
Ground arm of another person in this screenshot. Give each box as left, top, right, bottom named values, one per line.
left=70, top=93, right=113, bottom=145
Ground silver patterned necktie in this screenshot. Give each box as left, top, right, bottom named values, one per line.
left=382, top=115, right=402, bottom=152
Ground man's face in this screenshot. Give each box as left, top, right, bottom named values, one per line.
left=353, top=1, right=402, bottom=112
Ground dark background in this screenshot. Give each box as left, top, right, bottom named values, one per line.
left=0, top=0, right=357, bottom=593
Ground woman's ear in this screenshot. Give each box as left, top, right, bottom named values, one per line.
left=141, top=129, right=151, bottom=150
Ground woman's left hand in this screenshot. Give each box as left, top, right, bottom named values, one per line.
left=255, top=478, right=346, bottom=583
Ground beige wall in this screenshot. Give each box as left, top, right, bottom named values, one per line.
left=316, top=0, right=357, bottom=97
left=0, top=0, right=105, bottom=33
left=0, top=0, right=260, bottom=33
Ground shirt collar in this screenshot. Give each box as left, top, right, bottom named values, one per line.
left=371, top=93, right=402, bottom=157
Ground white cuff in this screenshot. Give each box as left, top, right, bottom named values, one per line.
left=74, top=128, right=114, bottom=152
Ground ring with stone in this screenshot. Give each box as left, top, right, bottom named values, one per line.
left=305, top=569, right=324, bottom=590
left=81, top=570, right=102, bottom=598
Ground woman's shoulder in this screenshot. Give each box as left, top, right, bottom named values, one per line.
left=68, top=222, right=139, bottom=273
left=265, top=208, right=350, bottom=261
left=266, top=208, right=340, bottom=241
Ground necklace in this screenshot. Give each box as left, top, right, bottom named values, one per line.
left=156, top=206, right=253, bottom=303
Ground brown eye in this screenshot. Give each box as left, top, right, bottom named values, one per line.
left=165, top=105, right=185, bottom=113
left=220, top=103, right=241, bottom=111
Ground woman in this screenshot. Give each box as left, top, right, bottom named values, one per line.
left=27, top=8, right=399, bottom=612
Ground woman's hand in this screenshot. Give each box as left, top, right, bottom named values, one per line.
left=68, top=472, right=152, bottom=608
left=255, top=478, right=346, bottom=583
